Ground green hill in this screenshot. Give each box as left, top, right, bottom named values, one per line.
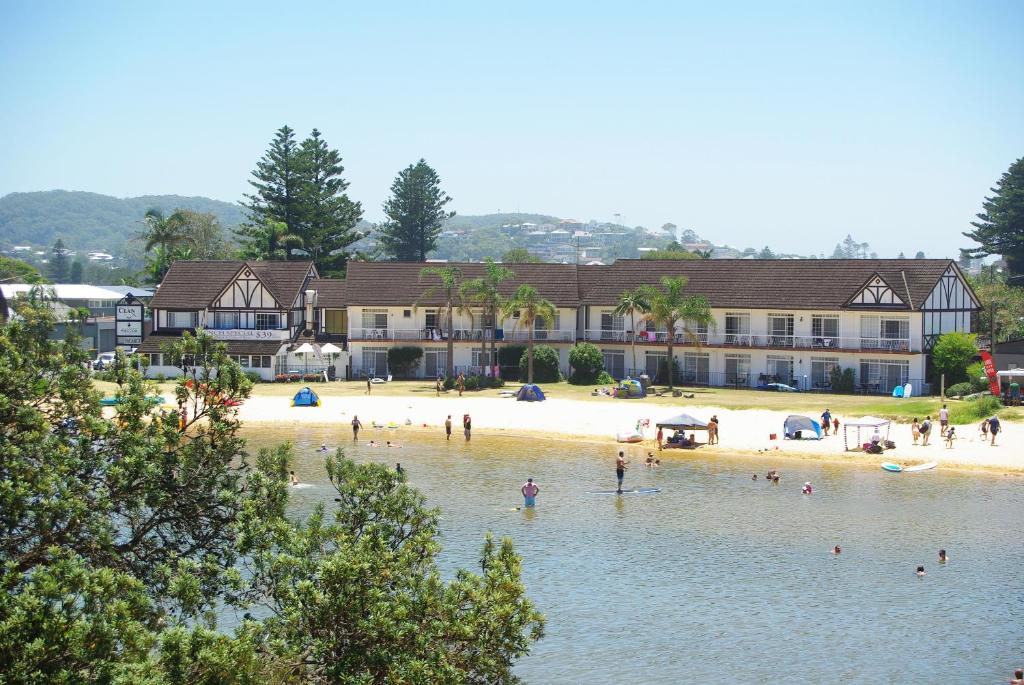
left=0, top=190, right=246, bottom=254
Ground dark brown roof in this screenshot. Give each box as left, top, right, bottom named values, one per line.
left=309, top=278, right=346, bottom=308
left=149, top=260, right=315, bottom=309
left=577, top=259, right=958, bottom=311
left=344, top=261, right=581, bottom=307
left=138, top=333, right=283, bottom=356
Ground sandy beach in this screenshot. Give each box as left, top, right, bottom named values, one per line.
left=236, top=393, right=1022, bottom=473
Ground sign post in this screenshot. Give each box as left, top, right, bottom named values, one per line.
left=115, top=294, right=144, bottom=348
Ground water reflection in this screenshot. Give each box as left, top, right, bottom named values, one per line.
left=246, top=425, right=1024, bottom=684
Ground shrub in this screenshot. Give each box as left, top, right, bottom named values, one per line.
left=244, top=371, right=261, bottom=384
left=464, top=375, right=480, bottom=391
left=829, top=366, right=856, bottom=393
left=303, top=373, right=321, bottom=382
left=519, top=345, right=560, bottom=383
left=569, top=343, right=604, bottom=384
left=498, top=345, right=526, bottom=366
left=930, top=331, right=978, bottom=386
left=965, top=361, right=988, bottom=392
left=289, top=374, right=302, bottom=383
left=949, top=395, right=1003, bottom=423
left=387, top=346, right=424, bottom=378
left=596, top=371, right=615, bottom=384
left=443, top=376, right=456, bottom=390
left=481, top=375, right=505, bottom=389
left=945, top=382, right=974, bottom=398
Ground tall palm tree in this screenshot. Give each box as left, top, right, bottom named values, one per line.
left=461, top=258, right=515, bottom=376
left=695, top=249, right=713, bottom=260
left=141, top=208, right=187, bottom=254
left=612, top=287, right=651, bottom=376
left=418, top=266, right=464, bottom=378
left=639, top=276, right=713, bottom=390
left=503, top=284, right=556, bottom=384
left=260, top=220, right=304, bottom=260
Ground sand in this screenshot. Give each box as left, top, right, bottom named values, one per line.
left=236, top=393, right=1022, bottom=473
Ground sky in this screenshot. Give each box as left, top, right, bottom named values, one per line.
left=1, top=1, right=1023, bottom=258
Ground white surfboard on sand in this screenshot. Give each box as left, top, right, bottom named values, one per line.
left=903, top=461, right=937, bottom=472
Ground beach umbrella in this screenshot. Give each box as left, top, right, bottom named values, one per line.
left=294, top=342, right=315, bottom=374
left=320, top=342, right=342, bottom=380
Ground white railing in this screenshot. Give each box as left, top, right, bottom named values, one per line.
left=583, top=330, right=915, bottom=352
left=504, top=329, right=574, bottom=342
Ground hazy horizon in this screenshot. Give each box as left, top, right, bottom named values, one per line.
left=2, top=1, right=1022, bottom=259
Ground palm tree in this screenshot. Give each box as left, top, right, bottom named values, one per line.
left=640, top=276, right=713, bottom=390
left=141, top=208, right=186, bottom=254
left=612, top=287, right=651, bottom=376
left=461, top=258, right=515, bottom=376
left=418, top=266, right=465, bottom=378
left=695, top=249, right=713, bottom=260
left=503, top=285, right=556, bottom=384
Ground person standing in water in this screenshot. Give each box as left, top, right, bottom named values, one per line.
left=445, top=414, right=452, bottom=440
left=521, top=478, right=539, bottom=507
left=615, top=450, right=629, bottom=494
left=290, top=471, right=299, bottom=486
left=396, top=463, right=404, bottom=476
left=708, top=415, right=719, bottom=445
left=351, top=415, right=362, bottom=440
left=463, top=413, right=472, bottom=441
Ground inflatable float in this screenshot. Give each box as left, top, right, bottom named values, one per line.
left=616, top=430, right=644, bottom=443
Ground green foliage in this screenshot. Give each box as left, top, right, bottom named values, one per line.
left=418, top=266, right=465, bottom=378
left=965, top=361, right=988, bottom=391
left=569, top=342, right=604, bottom=384
left=244, top=370, right=262, bottom=384
left=596, top=370, right=615, bottom=384
left=504, top=284, right=557, bottom=384
left=944, top=382, right=975, bottom=397
left=502, top=247, right=543, bottom=263
left=962, top=156, right=1024, bottom=278
left=829, top=366, right=856, bottom=393
left=464, top=374, right=480, bottom=390
left=0, top=254, right=46, bottom=283
left=386, top=345, right=424, bottom=377
left=931, top=331, right=978, bottom=385
left=639, top=276, right=713, bottom=390
left=68, top=259, right=83, bottom=283
left=519, top=344, right=560, bottom=383
left=498, top=344, right=526, bottom=366
left=951, top=395, right=1004, bottom=423
left=49, top=238, right=69, bottom=281
left=970, top=268, right=1024, bottom=342
left=377, top=159, right=455, bottom=261
left=139, top=209, right=232, bottom=282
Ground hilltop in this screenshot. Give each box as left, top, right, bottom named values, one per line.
left=0, top=190, right=246, bottom=254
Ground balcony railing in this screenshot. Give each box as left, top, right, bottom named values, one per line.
left=583, top=330, right=915, bottom=352
left=351, top=327, right=574, bottom=343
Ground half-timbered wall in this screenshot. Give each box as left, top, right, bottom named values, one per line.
left=848, top=275, right=905, bottom=306
left=213, top=267, right=279, bottom=309
left=921, top=266, right=978, bottom=348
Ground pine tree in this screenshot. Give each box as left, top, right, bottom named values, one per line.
left=239, top=126, right=304, bottom=258
left=69, top=260, right=83, bottom=284
left=915, top=251, right=926, bottom=259
left=378, top=159, right=455, bottom=261
left=48, top=239, right=69, bottom=281
left=963, top=157, right=1024, bottom=278
left=296, top=129, right=363, bottom=276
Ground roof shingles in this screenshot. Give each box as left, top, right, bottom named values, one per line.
left=149, top=261, right=315, bottom=310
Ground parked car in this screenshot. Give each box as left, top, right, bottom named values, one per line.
left=92, top=352, right=117, bottom=370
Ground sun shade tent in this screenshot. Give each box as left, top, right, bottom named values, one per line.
left=291, top=386, right=321, bottom=407
left=515, top=383, right=546, bottom=401
left=783, top=415, right=822, bottom=439
left=655, top=413, right=709, bottom=431
left=616, top=379, right=645, bottom=399
left=842, top=416, right=891, bottom=451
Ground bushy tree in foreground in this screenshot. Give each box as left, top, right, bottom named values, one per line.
left=0, top=298, right=542, bottom=683
left=930, top=331, right=978, bottom=387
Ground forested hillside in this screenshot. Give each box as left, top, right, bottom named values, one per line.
left=0, top=190, right=245, bottom=253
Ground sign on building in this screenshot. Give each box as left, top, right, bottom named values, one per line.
left=115, top=294, right=145, bottom=347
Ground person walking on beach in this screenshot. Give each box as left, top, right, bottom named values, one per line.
left=939, top=404, right=949, bottom=437
left=351, top=415, right=362, bottom=440
left=463, top=413, right=472, bottom=441
left=365, top=377, right=372, bottom=395
left=521, top=478, right=539, bottom=507
left=708, top=415, right=719, bottom=445
left=980, top=417, right=989, bottom=439
left=436, top=376, right=443, bottom=397
left=656, top=426, right=664, bottom=450
left=457, top=372, right=465, bottom=397
left=445, top=414, right=452, bottom=440
left=821, top=409, right=832, bottom=436
left=615, top=450, right=629, bottom=494
left=920, top=416, right=932, bottom=446
left=911, top=418, right=920, bottom=445
left=988, top=415, right=1000, bottom=446
left=832, top=416, right=839, bottom=435
left=945, top=426, right=956, bottom=449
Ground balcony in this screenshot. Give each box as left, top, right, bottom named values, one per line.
left=351, top=327, right=574, bottom=343
left=583, top=330, right=916, bottom=353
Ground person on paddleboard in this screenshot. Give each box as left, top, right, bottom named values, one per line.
left=521, top=478, right=539, bottom=507
left=616, top=451, right=628, bottom=494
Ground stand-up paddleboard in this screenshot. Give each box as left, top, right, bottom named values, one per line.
left=904, top=461, right=937, bottom=472
left=880, top=463, right=903, bottom=473
left=903, top=382, right=913, bottom=398
left=588, top=487, right=661, bottom=495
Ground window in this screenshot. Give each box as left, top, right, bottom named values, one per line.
left=725, top=313, right=750, bottom=344
left=810, top=357, right=838, bottom=389
left=472, top=349, right=493, bottom=368
left=768, top=313, right=794, bottom=346
left=683, top=352, right=709, bottom=385
left=214, top=311, right=239, bottom=329
left=861, top=316, right=909, bottom=350
left=167, top=311, right=197, bottom=328
left=859, top=359, right=909, bottom=391
left=602, top=349, right=625, bottom=378
left=229, top=355, right=251, bottom=367
left=812, top=316, right=839, bottom=347
left=645, top=351, right=667, bottom=380
left=255, top=312, right=280, bottom=330
left=148, top=353, right=162, bottom=366
left=600, top=312, right=625, bottom=341
left=425, top=310, right=438, bottom=331
left=403, top=309, right=412, bottom=318
left=534, top=313, right=561, bottom=340
left=362, top=347, right=388, bottom=376
left=681, top=319, right=709, bottom=344
left=424, top=348, right=447, bottom=377
left=725, top=353, right=751, bottom=385
left=290, top=309, right=304, bottom=327
left=766, top=354, right=794, bottom=384
left=251, top=355, right=272, bottom=369
left=361, top=309, right=388, bottom=331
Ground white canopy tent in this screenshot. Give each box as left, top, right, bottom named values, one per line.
left=843, top=416, right=891, bottom=451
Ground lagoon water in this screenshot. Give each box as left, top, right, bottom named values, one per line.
left=245, top=425, right=1023, bottom=683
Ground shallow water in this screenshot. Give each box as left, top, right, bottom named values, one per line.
left=245, top=425, right=1024, bottom=684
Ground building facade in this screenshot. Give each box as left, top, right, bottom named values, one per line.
left=139, top=258, right=979, bottom=393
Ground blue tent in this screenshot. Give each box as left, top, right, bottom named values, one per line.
left=516, top=384, right=546, bottom=401
left=616, top=379, right=645, bottom=399
left=291, top=386, right=321, bottom=407
left=783, top=414, right=821, bottom=439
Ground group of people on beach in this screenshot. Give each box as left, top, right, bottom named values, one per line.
left=911, top=405, right=1001, bottom=448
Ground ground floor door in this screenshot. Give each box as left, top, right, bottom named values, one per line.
left=602, top=350, right=625, bottom=379
left=424, top=349, right=447, bottom=378
left=683, top=352, right=709, bottom=385
left=645, top=351, right=667, bottom=382
left=361, top=348, right=388, bottom=377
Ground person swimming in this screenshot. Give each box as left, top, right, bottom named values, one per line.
left=938, top=549, right=948, bottom=563
left=290, top=471, right=299, bottom=486
left=368, top=440, right=380, bottom=447
left=318, top=443, right=328, bottom=452
left=831, top=545, right=841, bottom=555
left=916, top=565, right=926, bottom=577
left=395, top=462, right=404, bottom=475
left=802, top=482, right=813, bottom=495
left=386, top=441, right=402, bottom=448
left=645, top=452, right=655, bottom=468
left=752, top=473, right=758, bottom=480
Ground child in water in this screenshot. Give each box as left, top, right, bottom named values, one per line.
left=802, top=482, right=813, bottom=495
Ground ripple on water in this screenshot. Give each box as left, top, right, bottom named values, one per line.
left=247, top=427, right=1024, bottom=684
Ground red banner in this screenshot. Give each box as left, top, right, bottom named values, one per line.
left=979, top=350, right=1001, bottom=396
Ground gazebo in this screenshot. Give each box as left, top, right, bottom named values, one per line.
left=843, top=416, right=891, bottom=451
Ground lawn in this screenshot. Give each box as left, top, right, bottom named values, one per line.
left=92, top=377, right=1022, bottom=424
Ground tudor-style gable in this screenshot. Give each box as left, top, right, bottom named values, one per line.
left=921, top=263, right=980, bottom=350
left=212, top=264, right=280, bottom=310
left=846, top=274, right=906, bottom=308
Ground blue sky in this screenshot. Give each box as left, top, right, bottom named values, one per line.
left=2, top=1, right=1022, bottom=257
